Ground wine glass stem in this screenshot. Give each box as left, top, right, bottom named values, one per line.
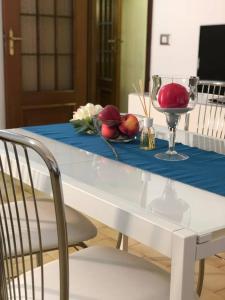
left=168, top=127, right=176, bottom=153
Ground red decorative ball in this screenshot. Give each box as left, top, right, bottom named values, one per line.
left=158, top=83, right=189, bottom=108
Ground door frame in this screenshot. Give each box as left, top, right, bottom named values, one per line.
left=145, top=0, right=153, bottom=92
left=87, top=0, right=122, bottom=108
left=87, top=0, right=98, bottom=103
left=2, top=0, right=22, bottom=127
left=87, top=0, right=154, bottom=103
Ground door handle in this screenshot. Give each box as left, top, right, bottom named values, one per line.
left=9, top=29, right=22, bottom=56
left=108, top=39, right=116, bottom=44
left=107, top=39, right=123, bottom=44
left=107, top=39, right=123, bottom=52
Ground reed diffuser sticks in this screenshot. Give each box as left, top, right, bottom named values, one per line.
left=133, top=80, right=155, bottom=150
left=132, top=79, right=152, bottom=118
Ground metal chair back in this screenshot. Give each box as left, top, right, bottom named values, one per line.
left=0, top=130, right=69, bottom=300
left=194, top=80, right=225, bottom=138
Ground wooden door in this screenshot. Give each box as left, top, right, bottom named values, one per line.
left=96, top=0, right=121, bottom=108
left=3, top=0, right=88, bottom=128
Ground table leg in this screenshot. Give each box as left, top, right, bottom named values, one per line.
left=170, top=229, right=197, bottom=300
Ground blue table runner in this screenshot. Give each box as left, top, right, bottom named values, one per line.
left=24, top=123, right=225, bottom=197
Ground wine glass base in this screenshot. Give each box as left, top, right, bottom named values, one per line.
left=155, top=151, right=189, bottom=161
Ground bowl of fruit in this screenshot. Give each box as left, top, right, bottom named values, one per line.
left=94, top=105, right=140, bottom=142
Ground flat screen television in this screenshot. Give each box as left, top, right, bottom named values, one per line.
left=197, top=24, right=225, bottom=82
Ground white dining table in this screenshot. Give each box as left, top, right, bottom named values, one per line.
left=7, top=126, right=225, bottom=300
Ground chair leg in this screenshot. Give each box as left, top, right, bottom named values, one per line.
left=73, top=242, right=88, bottom=251
left=36, top=243, right=88, bottom=266
left=116, top=232, right=123, bottom=249
left=76, top=242, right=88, bottom=249
left=116, top=233, right=128, bottom=251
left=215, top=254, right=225, bottom=261
left=197, top=259, right=205, bottom=296
left=36, top=252, right=42, bottom=267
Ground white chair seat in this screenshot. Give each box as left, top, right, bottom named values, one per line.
left=3, top=198, right=97, bottom=256
left=16, top=246, right=199, bottom=300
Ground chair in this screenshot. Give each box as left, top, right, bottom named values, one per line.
left=0, top=131, right=97, bottom=264
left=0, top=130, right=199, bottom=299
left=185, top=80, right=225, bottom=137
left=185, top=81, right=225, bottom=296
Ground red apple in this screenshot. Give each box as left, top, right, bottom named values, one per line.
left=101, top=124, right=118, bottom=139
left=158, top=83, right=189, bottom=108
left=98, top=105, right=121, bottom=125
left=119, top=114, right=139, bottom=137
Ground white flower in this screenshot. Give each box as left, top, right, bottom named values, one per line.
left=95, top=104, right=103, bottom=114
left=85, top=103, right=96, bottom=116
left=72, top=103, right=103, bottom=121
left=73, top=108, right=87, bottom=120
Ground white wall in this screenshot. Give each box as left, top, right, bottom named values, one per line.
left=150, top=0, right=225, bottom=78
left=120, top=0, right=148, bottom=112
left=0, top=0, right=5, bottom=128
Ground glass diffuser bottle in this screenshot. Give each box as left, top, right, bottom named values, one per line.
left=140, top=117, right=155, bottom=150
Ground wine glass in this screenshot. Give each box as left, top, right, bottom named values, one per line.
left=151, top=75, right=199, bottom=161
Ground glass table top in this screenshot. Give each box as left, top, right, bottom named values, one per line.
left=9, top=127, right=225, bottom=237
